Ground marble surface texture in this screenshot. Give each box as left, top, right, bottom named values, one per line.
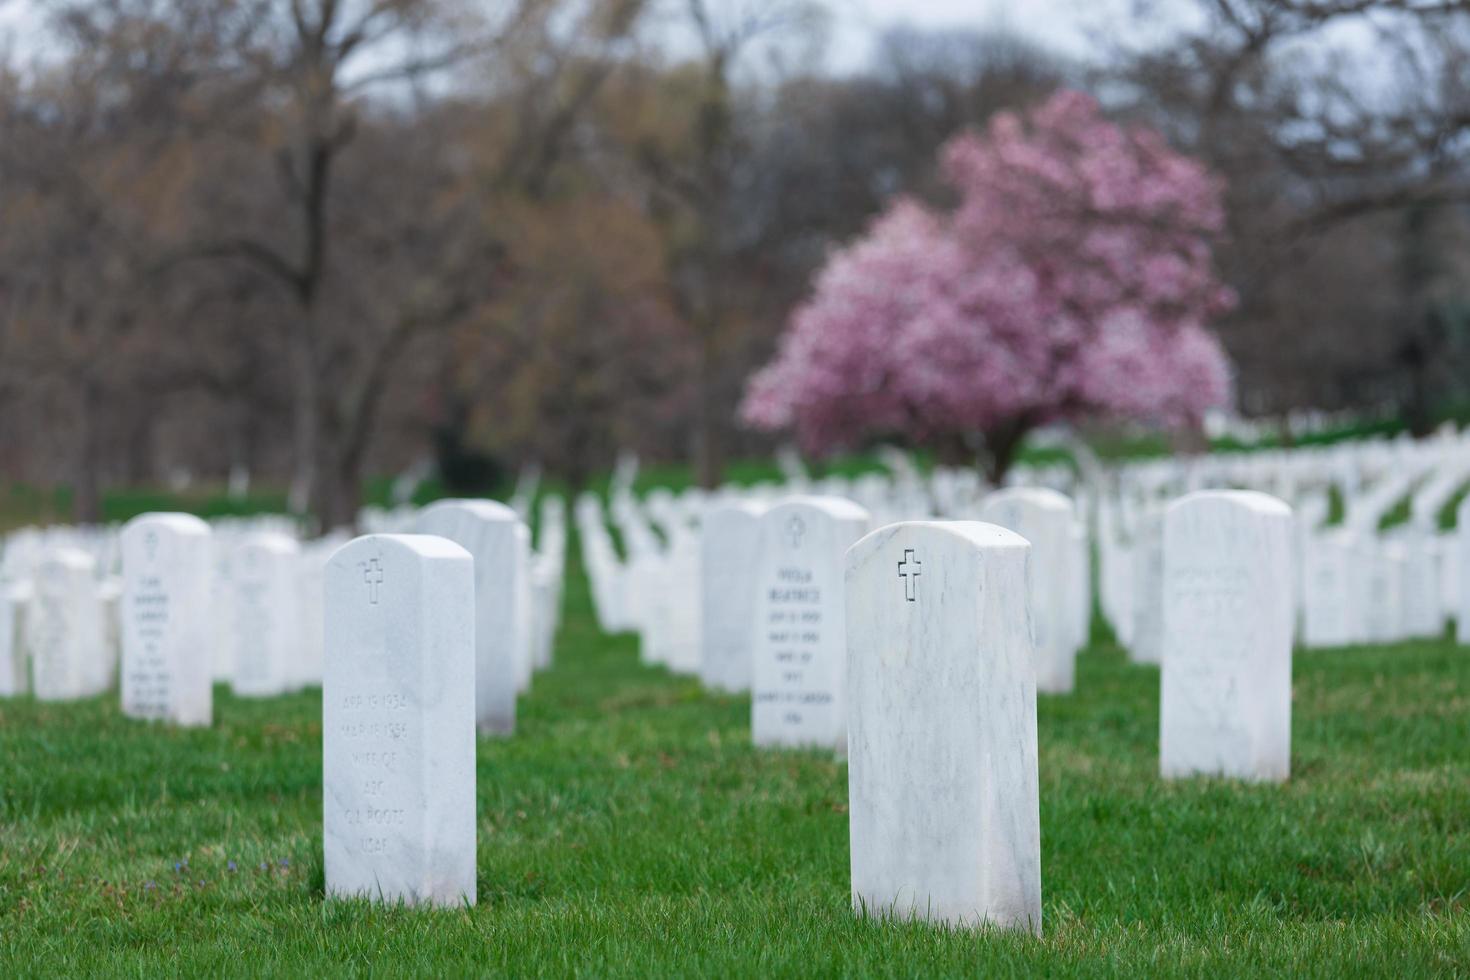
left=1161, top=491, right=1293, bottom=782
left=980, top=487, right=1077, bottom=693
left=846, top=520, right=1041, bottom=934
left=415, top=499, right=530, bottom=734
left=323, top=534, right=476, bottom=907
left=751, top=496, right=870, bottom=751
left=700, top=501, right=766, bottom=693
left=120, top=513, right=214, bottom=725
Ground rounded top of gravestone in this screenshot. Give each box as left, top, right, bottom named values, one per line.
left=982, top=486, right=1073, bottom=513
left=329, top=533, right=473, bottom=567
left=766, top=494, right=872, bottom=522
left=846, top=520, right=1030, bottom=569
left=122, top=512, right=211, bottom=537
left=416, top=498, right=521, bottom=524
left=1166, top=489, right=1292, bottom=520
left=705, top=499, right=768, bottom=520
left=237, top=531, right=301, bottom=556
left=38, top=546, right=95, bottom=571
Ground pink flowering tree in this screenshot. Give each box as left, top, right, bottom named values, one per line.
left=739, top=90, right=1235, bottom=481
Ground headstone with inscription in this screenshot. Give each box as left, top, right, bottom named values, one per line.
left=846, top=521, right=1041, bottom=933
left=980, top=488, right=1077, bottom=693
left=414, top=499, right=530, bottom=734
left=28, top=548, right=107, bottom=701
left=231, top=532, right=301, bottom=698
left=121, top=514, right=213, bottom=724
left=751, top=496, right=870, bottom=750
left=700, top=500, right=766, bottom=692
left=323, top=534, right=476, bottom=906
left=1161, top=491, right=1293, bottom=782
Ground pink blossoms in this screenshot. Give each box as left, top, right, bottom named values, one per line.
left=740, top=90, right=1235, bottom=477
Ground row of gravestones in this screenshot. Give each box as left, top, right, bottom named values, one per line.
left=582, top=426, right=1470, bottom=673
left=0, top=515, right=336, bottom=702
left=323, top=489, right=1291, bottom=935
left=1098, top=458, right=1470, bottom=654
left=0, top=498, right=567, bottom=726
left=590, top=429, right=1470, bottom=684
left=579, top=486, right=1095, bottom=701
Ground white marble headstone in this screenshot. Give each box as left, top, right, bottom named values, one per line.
left=323, top=534, right=476, bottom=906
left=1301, top=529, right=1357, bottom=648
left=846, top=521, right=1041, bottom=934
left=28, top=548, right=107, bottom=701
left=750, top=496, right=870, bottom=750
left=414, top=499, right=530, bottom=734
left=980, top=488, right=1077, bottom=693
left=700, top=501, right=766, bottom=693
left=1129, top=511, right=1165, bottom=665
left=0, top=581, right=28, bottom=696
left=120, top=514, right=213, bottom=725
left=231, top=532, right=302, bottom=698
left=1399, top=529, right=1441, bottom=639
left=1161, top=491, right=1293, bottom=782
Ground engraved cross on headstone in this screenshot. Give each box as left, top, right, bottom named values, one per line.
left=786, top=515, right=806, bottom=550
left=364, top=558, right=384, bottom=604
left=897, top=549, right=920, bottom=602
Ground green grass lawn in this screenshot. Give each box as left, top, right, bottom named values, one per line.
left=1, top=558, right=1467, bottom=976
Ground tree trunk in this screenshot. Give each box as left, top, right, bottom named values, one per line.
left=692, top=328, right=723, bottom=489
left=935, top=431, right=973, bottom=468
left=73, top=376, right=102, bottom=524
left=286, top=318, right=321, bottom=516
left=979, top=419, right=1033, bottom=486
left=316, top=449, right=362, bottom=534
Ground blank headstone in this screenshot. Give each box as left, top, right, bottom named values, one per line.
left=297, top=532, right=350, bottom=689
left=1129, top=511, right=1165, bottom=665
left=231, top=532, right=302, bottom=698
left=414, top=499, right=530, bottom=735
left=751, top=496, right=870, bottom=750
left=1068, top=520, right=1091, bottom=656
left=323, top=534, right=476, bottom=906
left=700, top=500, right=766, bottom=693
left=1161, top=491, right=1293, bottom=782
left=980, top=488, right=1077, bottom=693
left=28, top=548, right=107, bottom=701
left=1301, top=530, right=1357, bottom=648
left=660, top=536, right=702, bottom=674
left=1362, top=541, right=1407, bottom=644
left=1400, top=529, right=1441, bottom=639
left=121, top=514, right=213, bottom=725
left=0, top=581, right=28, bottom=696
left=846, top=521, right=1041, bottom=934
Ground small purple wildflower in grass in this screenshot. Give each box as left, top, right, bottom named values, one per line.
left=145, top=881, right=156, bottom=891
left=278, top=858, right=290, bottom=868
left=227, top=861, right=237, bottom=872
left=259, top=862, right=268, bottom=871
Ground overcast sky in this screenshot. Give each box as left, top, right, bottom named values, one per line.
left=0, top=0, right=1387, bottom=89
left=822, top=0, right=1194, bottom=69
left=0, top=0, right=1196, bottom=72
